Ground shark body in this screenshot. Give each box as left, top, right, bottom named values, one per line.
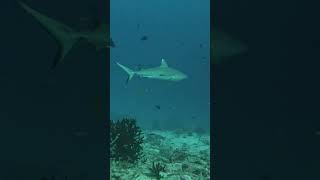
left=19, top=2, right=114, bottom=69
left=116, top=59, right=187, bottom=83
left=212, top=29, right=248, bottom=64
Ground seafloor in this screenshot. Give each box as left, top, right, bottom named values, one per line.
left=111, top=129, right=210, bottom=180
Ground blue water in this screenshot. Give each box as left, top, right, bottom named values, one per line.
left=110, top=0, right=210, bottom=130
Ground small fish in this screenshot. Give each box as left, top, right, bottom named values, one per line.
left=141, top=35, right=148, bottom=41
left=169, top=105, right=177, bottom=110
left=155, top=105, right=161, bottom=110
left=109, top=38, right=116, bottom=48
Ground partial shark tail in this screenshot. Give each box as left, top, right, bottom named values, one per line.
left=116, top=62, right=135, bottom=84
left=19, top=2, right=80, bottom=69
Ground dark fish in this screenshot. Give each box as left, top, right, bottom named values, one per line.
left=141, top=35, right=148, bottom=41
left=155, top=105, right=161, bottom=110
left=109, top=38, right=116, bottom=47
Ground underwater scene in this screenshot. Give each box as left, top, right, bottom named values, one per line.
left=1, top=0, right=246, bottom=179
left=3, top=0, right=319, bottom=179
left=110, top=0, right=211, bottom=179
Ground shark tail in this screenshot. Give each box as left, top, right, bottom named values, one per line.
left=116, top=62, right=135, bottom=83
left=19, top=2, right=80, bottom=69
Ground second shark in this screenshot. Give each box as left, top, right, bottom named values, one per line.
left=19, top=2, right=115, bottom=69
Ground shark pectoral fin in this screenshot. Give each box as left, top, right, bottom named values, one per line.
left=125, top=77, right=130, bottom=85
left=51, top=45, right=63, bottom=69
left=50, top=37, right=78, bottom=70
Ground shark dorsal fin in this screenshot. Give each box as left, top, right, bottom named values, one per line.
left=160, top=59, right=168, bottom=68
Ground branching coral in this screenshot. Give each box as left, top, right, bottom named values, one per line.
left=148, top=161, right=166, bottom=180
left=110, top=117, right=144, bottom=163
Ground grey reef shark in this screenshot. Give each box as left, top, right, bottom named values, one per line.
left=19, top=1, right=115, bottom=70
left=117, top=59, right=187, bottom=84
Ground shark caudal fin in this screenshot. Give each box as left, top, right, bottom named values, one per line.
left=19, top=2, right=80, bottom=69
left=116, top=62, right=135, bottom=84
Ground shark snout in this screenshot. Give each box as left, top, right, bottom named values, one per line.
left=174, top=73, right=188, bottom=81
left=180, top=74, right=188, bottom=79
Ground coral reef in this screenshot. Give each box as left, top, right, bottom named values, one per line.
left=110, top=129, right=210, bottom=179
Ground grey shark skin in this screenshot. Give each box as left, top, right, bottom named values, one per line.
left=19, top=2, right=114, bottom=69
left=212, top=29, right=248, bottom=64
left=117, top=59, right=187, bottom=83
